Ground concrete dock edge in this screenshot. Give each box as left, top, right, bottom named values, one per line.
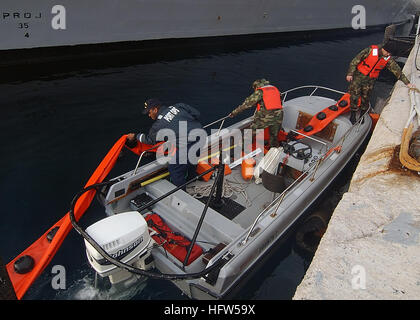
left=293, top=43, right=420, bottom=299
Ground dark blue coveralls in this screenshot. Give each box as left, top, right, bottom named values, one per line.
left=137, top=103, right=203, bottom=189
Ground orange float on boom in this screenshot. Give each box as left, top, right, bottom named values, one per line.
left=293, top=93, right=352, bottom=140
left=196, top=157, right=232, bottom=182
left=125, top=140, right=176, bottom=157
left=6, top=135, right=162, bottom=299
left=125, top=139, right=160, bottom=155
left=293, top=93, right=364, bottom=140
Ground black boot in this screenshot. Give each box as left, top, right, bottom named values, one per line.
left=350, top=111, right=357, bottom=125
left=359, top=109, right=367, bottom=124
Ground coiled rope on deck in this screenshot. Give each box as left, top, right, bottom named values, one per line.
left=187, top=178, right=252, bottom=207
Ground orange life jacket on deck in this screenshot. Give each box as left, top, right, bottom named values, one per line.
left=256, top=85, right=283, bottom=111
left=357, top=45, right=391, bottom=79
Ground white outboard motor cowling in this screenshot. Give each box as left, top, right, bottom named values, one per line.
left=84, top=211, right=154, bottom=285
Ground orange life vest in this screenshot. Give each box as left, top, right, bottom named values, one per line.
left=256, top=85, right=283, bottom=111
left=145, top=213, right=203, bottom=266
left=357, top=45, right=391, bottom=79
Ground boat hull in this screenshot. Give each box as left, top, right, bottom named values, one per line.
left=205, top=116, right=372, bottom=299
left=94, top=88, right=373, bottom=300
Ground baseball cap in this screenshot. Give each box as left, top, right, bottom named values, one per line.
left=382, top=41, right=397, bottom=55
left=143, top=98, right=162, bottom=115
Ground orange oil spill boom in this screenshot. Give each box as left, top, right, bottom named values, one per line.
left=293, top=93, right=353, bottom=140
left=125, top=139, right=161, bottom=155
left=6, top=135, right=159, bottom=299
left=290, top=93, right=377, bottom=140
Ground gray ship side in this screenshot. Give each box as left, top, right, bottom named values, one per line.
left=0, top=0, right=415, bottom=51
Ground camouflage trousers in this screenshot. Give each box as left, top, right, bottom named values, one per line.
left=250, top=108, right=283, bottom=148
left=348, top=71, right=376, bottom=112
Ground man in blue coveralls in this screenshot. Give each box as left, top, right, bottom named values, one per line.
left=127, top=98, right=204, bottom=189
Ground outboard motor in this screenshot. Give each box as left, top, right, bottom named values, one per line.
left=84, top=211, right=154, bottom=286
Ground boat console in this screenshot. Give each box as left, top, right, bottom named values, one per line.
left=280, top=141, right=312, bottom=171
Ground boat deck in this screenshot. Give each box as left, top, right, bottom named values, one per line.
left=113, top=94, right=355, bottom=254
left=90, top=85, right=373, bottom=299
left=186, top=165, right=278, bottom=228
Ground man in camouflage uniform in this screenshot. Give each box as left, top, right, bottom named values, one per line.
left=346, top=41, right=415, bottom=124
left=229, top=79, right=283, bottom=148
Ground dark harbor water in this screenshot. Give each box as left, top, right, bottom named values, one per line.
left=0, top=28, right=396, bottom=300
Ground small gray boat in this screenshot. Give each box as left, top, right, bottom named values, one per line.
left=72, top=85, right=372, bottom=299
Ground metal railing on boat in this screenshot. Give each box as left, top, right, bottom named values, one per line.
left=133, top=86, right=346, bottom=175
left=128, top=85, right=372, bottom=247
left=281, top=85, right=345, bottom=103
left=240, top=89, right=371, bottom=246
left=132, top=114, right=232, bottom=176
